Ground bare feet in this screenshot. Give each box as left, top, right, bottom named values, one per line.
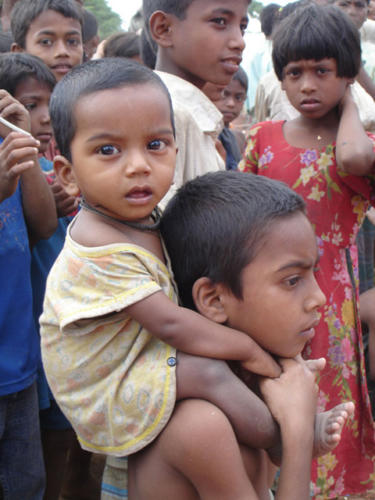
left=314, top=402, right=355, bottom=456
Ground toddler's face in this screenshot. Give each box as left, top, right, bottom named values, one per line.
left=14, top=77, right=53, bottom=154
left=65, top=83, right=176, bottom=223
left=220, top=212, right=326, bottom=358
left=23, top=10, right=83, bottom=81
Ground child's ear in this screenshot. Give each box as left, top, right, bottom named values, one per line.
left=192, top=277, right=229, bottom=324
left=53, top=155, right=80, bottom=197
left=149, top=11, right=174, bottom=48
left=11, top=42, right=24, bottom=53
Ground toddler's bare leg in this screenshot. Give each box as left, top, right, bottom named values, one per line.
left=175, top=352, right=279, bottom=450
left=128, top=399, right=263, bottom=500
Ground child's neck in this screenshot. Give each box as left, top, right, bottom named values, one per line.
left=284, top=108, right=339, bottom=149
left=155, top=53, right=205, bottom=89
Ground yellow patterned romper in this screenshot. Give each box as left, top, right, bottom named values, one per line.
left=40, top=232, right=177, bottom=457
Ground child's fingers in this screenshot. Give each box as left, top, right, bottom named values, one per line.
left=1, top=146, right=39, bottom=168
left=304, top=357, right=326, bottom=373
left=10, top=160, right=36, bottom=176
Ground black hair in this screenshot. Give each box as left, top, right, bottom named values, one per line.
left=49, top=57, right=175, bottom=162
left=160, top=171, right=306, bottom=310
left=140, top=27, right=157, bottom=69
left=82, top=8, right=98, bottom=44
left=142, top=0, right=195, bottom=23
left=260, top=3, right=280, bottom=38
left=272, top=3, right=361, bottom=81
left=0, top=32, right=13, bottom=53
left=103, top=31, right=141, bottom=59
left=11, top=0, right=83, bottom=49
left=0, top=52, right=56, bottom=95
left=233, top=66, right=248, bottom=92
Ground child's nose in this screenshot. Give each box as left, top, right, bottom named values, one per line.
left=228, top=27, right=245, bottom=52
left=54, top=40, right=69, bottom=57
left=124, top=151, right=151, bottom=177
left=306, top=278, right=326, bottom=311
left=300, top=74, right=317, bottom=93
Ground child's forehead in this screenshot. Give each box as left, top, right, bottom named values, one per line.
left=29, top=9, right=81, bottom=34
left=14, top=76, right=53, bottom=96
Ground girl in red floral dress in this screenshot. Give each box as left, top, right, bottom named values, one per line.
left=240, top=4, right=375, bottom=499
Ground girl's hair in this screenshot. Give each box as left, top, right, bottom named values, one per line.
left=233, top=66, right=248, bottom=92
left=49, top=57, right=175, bottom=162
left=272, top=3, right=361, bottom=81
left=160, top=171, right=306, bottom=310
left=0, top=52, right=56, bottom=95
left=11, top=0, right=83, bottom=49
left=260, top=3, right=281, bottom=38
left=103, top=32, right=141, bottom=59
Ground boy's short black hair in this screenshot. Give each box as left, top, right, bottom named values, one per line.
left=0, top=52, right=56, bottom=96
left=103, top=31, right=141, bottom=59
left=142, top=0, right=195, bottom=22
left=82, top=9, right=98, bottom=44
left=233, top=66, right=248, bottom=92
left=272, top=3, right=361, bottom=81
left=11, top=0, right=83, bottom=49
left=49, top=57, right=175, bottom=162
left=160, top=171, right=306, bottom=310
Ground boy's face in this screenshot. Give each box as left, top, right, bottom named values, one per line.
left=14, top=77, right=53, bottom=154
left=204, top=78, right=246, bottom=126
left=334, top=0, right=368, bottom=29
left=163, top=0, right=249, bottom=88
left=56, top=83, right=176, bottom=223
left=217, top=212, right=326, bottom=358
left=281, top=58, right=352, bottom=119
left=21, top=10, right=83, bottom=81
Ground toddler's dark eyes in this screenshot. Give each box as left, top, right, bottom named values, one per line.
left=148, top=139, right=166, bottom=151
left=98, top=145, right=119, bottom=155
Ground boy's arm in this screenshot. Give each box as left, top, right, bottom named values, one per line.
left=126, top=290, right=281, bottom=377
left=0, top=90, right=57, bottom=241
left=336, top=86, right=375, bottom=176
left=260, top=358, right=316, bottom=500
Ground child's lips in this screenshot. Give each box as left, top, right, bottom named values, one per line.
left=221, top=56, right=242, bottom=73
left=125, top=187, right=153, bottom=205
left=300, top=99, right=321, bottom=111
left=51, top=64, right=72, bottom=75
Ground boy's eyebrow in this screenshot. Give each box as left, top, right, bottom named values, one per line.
left=35, top=28, right=81, bottom=36
left=210, top=7, right=248, bottom=20
left=277, top=256, right=320, bottom=272
left=86, top=129, right=175, bottom=142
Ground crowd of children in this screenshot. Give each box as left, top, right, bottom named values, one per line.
left=1, top=0, right=375, bottom=499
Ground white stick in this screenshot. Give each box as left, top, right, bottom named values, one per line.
left=0, top=116, right=32, bottom=136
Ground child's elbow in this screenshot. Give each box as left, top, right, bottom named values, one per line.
left=338, top=150, right=375, bottom=177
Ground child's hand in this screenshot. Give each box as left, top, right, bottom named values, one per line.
left=215, top=138, right=226, bottom=163
left=51, top=179, right=79, bottom=217
left=259, top=357, right=318, bottom=428
left=0, top=89, right=31, bottom=136
left=0, top=132, right=39, bottom=202
left=241, top=346, right=281, bottom=378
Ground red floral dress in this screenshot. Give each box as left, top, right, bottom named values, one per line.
left=239, top=120, right=375, bottom=499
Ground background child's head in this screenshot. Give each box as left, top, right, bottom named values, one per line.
left=203, top=67, right=248, bottom=127
left=272, top=3, right=361, bottom=81
left=82, top=8, right=99, bottom=60
left=144, top=0, right=250, bottom=88
left=160, top=171, right=306, bottom=310
left=11, top=0, right=83, bottom=81
left=49, top=57, right=175, bottom=162
left=0, top=52, right=56, bottom=153
left=103, top=31, right=142, bottom=63
left=331, top=0, right=369, bottom=30
left=260, top=3, right=281, bottom=39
